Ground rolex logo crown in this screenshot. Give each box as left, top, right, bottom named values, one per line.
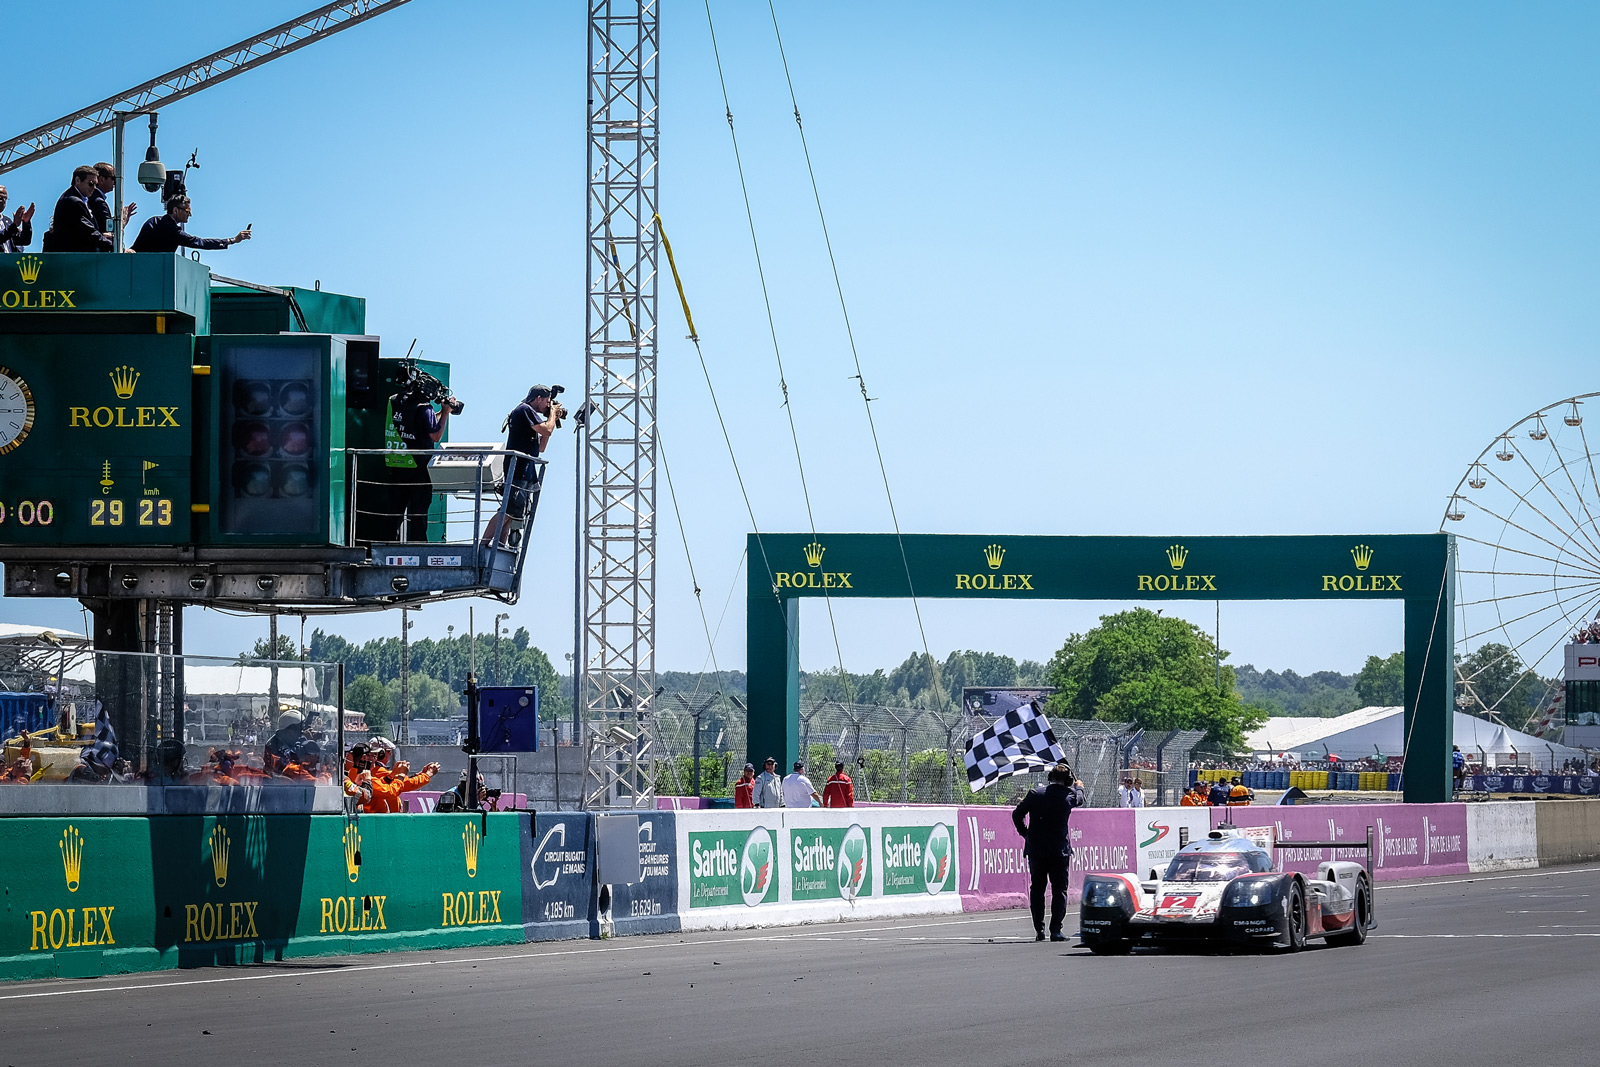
left=210, top=825, right=230, bottom=888
left=463, top=822, right=481, bottom=878
left=343, top=823, right=361, bottom=884
left=16, top=255, right=42, bottom=285
left=60, top=825, right=84, bottom=893
left=109, top=365, right=140, bottom=399
left=984, top=543, right=1005, bottom=570
left=1166, top=544, right=1188, bottom=570
left=803, top=541, right=825, bottom=568
left=1351, top=544, right=1374, bottom=571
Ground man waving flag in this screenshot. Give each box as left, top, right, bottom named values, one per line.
left=964, top=701, right=1067, bottom=792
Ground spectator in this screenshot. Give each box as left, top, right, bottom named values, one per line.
left=822, top=761, right=855, bottom=808
left=1453, top=745, right=1466, bottom=789
left=1126, top=778, right=1145, bottom=808
left=1117, top=777, right=1132, bottom=807
left=88, top=162, right=136, bottom=241
left=782, top=760, right=820, bottom=808
left=753, top=757, right=783, bottom=808
left=0, top=186, right=35, bottom=253
left=44, top=165, right=112, bottom=252
left=1227, top=776, right=1253, bottom=806
left=131, top=194, right=250, bottom=254
left=734, top=763, right=756, bottom=808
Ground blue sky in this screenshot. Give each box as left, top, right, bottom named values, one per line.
left=3, top=2, right=1597, bottom=677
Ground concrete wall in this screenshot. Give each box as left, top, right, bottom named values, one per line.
left=1534, top=801, right=1600, bottom=866
left=1467, top=802, right=1539, bottom=871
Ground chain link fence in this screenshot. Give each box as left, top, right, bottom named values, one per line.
left=646, top=693, right=1207, bottom=808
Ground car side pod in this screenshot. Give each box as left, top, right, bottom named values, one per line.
left=1217, top=872, right=1298, bottom=949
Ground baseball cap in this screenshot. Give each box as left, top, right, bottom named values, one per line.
left=743, top=762, right=755, bottom=771
left=793, top=760, right=804, bottom=771
left=528, top=385, right=552, bottom=399
left=764, top=756, right=776, bottom=764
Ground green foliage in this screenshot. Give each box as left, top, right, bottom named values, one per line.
left=301, top=626, right=570, bottom=725
left=1355, top=652, right=1405, bottom=707
left=344, top=674, right=391, bottom=730
left=1045, top=608, right=1264, bottom=749
left=1234, top=663, right=1360, bottom=718
left=1455, top=642, right=1556, bottom=731
left=239, top=634, right=300, bottom=663
left=655, top=751, right=734, bottom=797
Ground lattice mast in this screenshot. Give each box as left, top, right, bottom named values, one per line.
left=580, top=0, right=660, bottom=796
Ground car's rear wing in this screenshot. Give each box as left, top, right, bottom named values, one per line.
left=1243, top=824, right=1374, bottom=881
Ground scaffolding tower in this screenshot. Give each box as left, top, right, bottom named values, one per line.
left=579, top=0, right=659, bottom=806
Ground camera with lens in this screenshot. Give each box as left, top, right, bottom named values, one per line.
left=547, top=384, right=568, bottom=428
left=400, top=359, right=463, bottom=414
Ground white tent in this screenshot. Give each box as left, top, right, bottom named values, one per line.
left=1248, top=706, right=1587, bottom=768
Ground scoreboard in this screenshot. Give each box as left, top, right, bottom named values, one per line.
left=0, top=255, right=359, bottom=551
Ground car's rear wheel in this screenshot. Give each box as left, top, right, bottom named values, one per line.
left=1086, top=938, right=1133, bottom=955
left=1282, top=884, right=1307, bottom=952
left=1327, top=883, right=1369, bottom=947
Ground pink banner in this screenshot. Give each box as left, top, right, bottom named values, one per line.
left=1211, top=803, right=1468, bottom=880
left=957, top=805, right=1136, bottom=910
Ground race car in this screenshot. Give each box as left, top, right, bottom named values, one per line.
left=1078, top=824, right=1374, bottom=954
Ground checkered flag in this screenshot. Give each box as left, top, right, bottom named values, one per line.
left=964, top=701, right=1066, bottom=792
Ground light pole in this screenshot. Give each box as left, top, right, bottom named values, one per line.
left=399, top=608, right=414, bottom=745
left=493, top=612, right=510, bottom=685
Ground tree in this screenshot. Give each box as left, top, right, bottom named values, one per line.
left=1044, top=608, right=1264, bottom=749
left=1455, top=643, right=1555, bottom=730
left=1355, top=652, right=1405, bottom=707
left=240, top=634, right=299, bottom=662
left=345, top=674, right=392, bottom=732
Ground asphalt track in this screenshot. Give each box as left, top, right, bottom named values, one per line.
left=2, top=864, right=1597, bottom=1067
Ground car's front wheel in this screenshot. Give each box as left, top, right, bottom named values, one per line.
left=1282, top=884, right=1307, bottom=952
left=1326, top=882, right=1369, bottom=947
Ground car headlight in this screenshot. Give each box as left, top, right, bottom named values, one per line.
left=1223, top=877, right=1282, bottom=908
left=1082, top=879, right=1128, bottom=908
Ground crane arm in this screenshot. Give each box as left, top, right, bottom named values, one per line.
left=0, top=0, right=413, bottom=176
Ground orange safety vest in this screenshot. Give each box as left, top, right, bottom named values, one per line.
left=1227, top=784, right=1251, bottom=806
left=1180, top=792, right=1199, bottom=806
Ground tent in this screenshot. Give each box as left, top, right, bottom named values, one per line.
left=1248, top=706, right=1587, bottom=769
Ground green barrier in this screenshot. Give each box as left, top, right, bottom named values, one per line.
left=0, top=813, right=526, bottom=982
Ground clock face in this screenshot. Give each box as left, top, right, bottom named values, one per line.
left=0, top=367, right=36, bottom=455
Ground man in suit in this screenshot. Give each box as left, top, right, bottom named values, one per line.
left=45, top=166, right=112, bottom=252
left=1012, top=762, right=1087, bottom=942
left=0, top=185, right=34, bottom=254
left=88, top=162, right=136, bottom=244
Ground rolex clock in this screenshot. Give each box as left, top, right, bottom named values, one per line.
left=0, top=366, right=35, bottom=455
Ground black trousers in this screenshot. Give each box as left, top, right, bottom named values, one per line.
left=1029, top=850, right=1069, bottom=934
left=389, top=466, right=433, bottom=542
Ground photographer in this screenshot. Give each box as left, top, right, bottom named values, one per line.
left=1012, top=762, right=1086, bottom=942
left=386, top=373, right=460, bottom=542
left=482, top=384, right=563, bottom=547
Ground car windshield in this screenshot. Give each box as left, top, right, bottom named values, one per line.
left=1164, top=853, right=1255, bottom=883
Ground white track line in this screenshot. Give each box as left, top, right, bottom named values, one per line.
left=5, top=864, right=1597, bottom=1002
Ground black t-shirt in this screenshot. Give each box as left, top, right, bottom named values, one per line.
left=393, top=393, right=442, bottom=451
left=504, top=403, right=545, bottom=458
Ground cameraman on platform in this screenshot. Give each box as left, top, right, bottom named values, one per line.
left=387, top=375, right=461, bottom=542
left=483, top=384, right=563, bottom=547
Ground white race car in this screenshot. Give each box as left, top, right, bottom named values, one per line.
left=1078, top=824, right=1374, bottom=953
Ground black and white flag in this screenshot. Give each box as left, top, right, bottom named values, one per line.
left=964, top=701, right=1066, bottom=792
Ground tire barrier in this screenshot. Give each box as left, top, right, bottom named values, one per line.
left=1197, top=769, right=1407, bottom=792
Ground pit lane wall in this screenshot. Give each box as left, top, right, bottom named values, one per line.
left=1, top=813, right=527, bottom=982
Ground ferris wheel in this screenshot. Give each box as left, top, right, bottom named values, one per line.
left=1442, top=392, right=1600, bottom=728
